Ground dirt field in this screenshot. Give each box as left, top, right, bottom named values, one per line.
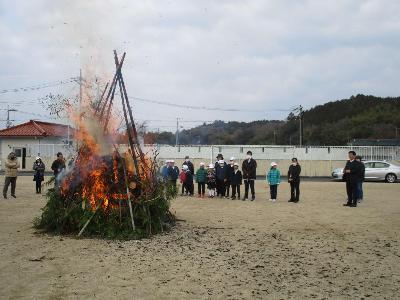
left=0, top=176, right=399, bottom=299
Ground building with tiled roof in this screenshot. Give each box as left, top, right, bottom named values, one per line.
left=0, top=120, right=74, bottom=170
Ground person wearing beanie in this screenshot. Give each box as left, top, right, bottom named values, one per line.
left=207, top=164, right=217, bottom=198
left=267, top=162, right=281, bottom=202
left=231, top=163, right=243, bottom=200
left=288, top=158, right=301, bottom=203
left=195, top=162, right=207, bottom=198
left=33, top=156, right=46, bottom=194
left=242, top=150, right=257, bottom=201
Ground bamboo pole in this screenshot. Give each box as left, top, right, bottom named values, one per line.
left=78, top=200, right=103, bottom=237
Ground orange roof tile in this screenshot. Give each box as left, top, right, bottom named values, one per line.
left=0, top=120, right=73, bottom=137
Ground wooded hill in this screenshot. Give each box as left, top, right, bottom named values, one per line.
left=144, top=94, right=400, bottom=146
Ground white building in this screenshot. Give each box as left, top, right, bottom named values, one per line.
left=0, top=120, right=74, bottom=170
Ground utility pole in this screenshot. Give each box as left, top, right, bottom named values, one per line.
left=175, top=117, right=179, bottom=146
left=273, top=130, right=277, bottom=145
left=6, top=105, right=17, bottom=128
left=396, top=127, right=399, bottom=139
left=299, top=105, right=303, bottom=147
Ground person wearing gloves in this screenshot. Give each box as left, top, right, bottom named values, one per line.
left=207, top=164, right=217, bottom=198
left=33, top=156, right=46, bottom=194
left=242, top=150, right=257, bottom=201
left=225, top=157, right=235, bottom=198
left=287, top=158, right=301, bottom=203
left=195, top=162, right=207, bottom=198
left=230, top=163, right=243, bottom=200
left=215, top=160, right=228, bottom=198
left=267, top=162, right=281, bottom=202
left=3, top=152, right=20, bottom=199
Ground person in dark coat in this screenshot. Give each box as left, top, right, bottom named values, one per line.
left=355, top=155, right=365, bottom=203
left=215, top=160, right=228, bottom=198
left=33, top=156, right=45, bottom=194
left=183, top=165, right=194, bottom=196
left=51, top=152, right=66, bottom=188
left=182, top=155, right=194, bottom=179
left=242, top=150, right=257, bottom=201
left=225, top=157, right=235, bottom=198
left=231, top=163, right=243, bottom=200
left=288, top=158, right=301, bottom=203
left=343, top=151, right=362, bottom=207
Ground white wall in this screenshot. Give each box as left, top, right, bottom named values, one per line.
left=0, top=137, right=74, bottom=170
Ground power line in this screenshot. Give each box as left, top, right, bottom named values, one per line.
left=0, top=77, right=78, bottom=94
left=130, top=96, right=291, bottom=113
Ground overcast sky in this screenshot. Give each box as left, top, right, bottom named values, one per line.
left=1, top=0, right=400, bottom=131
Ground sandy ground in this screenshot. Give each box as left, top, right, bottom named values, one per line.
left=0, top=177, right=399, bottom=300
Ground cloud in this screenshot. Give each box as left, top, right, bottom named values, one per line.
left=0, top=0, right=399, bottom=131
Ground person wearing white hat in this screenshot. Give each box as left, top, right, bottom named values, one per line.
left=267, top=162, right=281, bottom=202
left=166, top=159, right=179, bottom=194
left=33, top=156, right=46, bottom=194
left=206, top=163, right=216, bottom=198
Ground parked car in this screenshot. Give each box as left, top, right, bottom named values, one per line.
left=332, top=161, right=400, bottom=183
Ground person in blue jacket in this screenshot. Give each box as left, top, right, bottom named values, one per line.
left=166, top=160, right=179, bottom=194
left=267, top=162, right=281, bottom=202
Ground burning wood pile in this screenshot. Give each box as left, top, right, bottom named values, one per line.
left=34, top=51, right=176, bottom=239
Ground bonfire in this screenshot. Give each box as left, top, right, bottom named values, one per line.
left=34, top=51, right=176, bottom=239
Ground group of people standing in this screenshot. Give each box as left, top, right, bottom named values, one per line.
left=2, top=151, right=67, bottom=199
left=161, top=151, right=302, bottom=202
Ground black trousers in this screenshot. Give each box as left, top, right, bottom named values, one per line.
left=35, top=180, right=42, bottom=193
left=216, top=179, right=226, bottom=196
left=270, top=184, right=278, bottom=199
left=186, top=183, right=194, bottom=195
left=231, top=185, right=241, bottom=198
left=290, top=180, right=300, bottom=201
left=3, top=177, right=17, bottom=196
left=225, top=181, right=231, bottom=197
left=197, top=182, right=205, bottom=195
left=244, top=179, right=255, bottom=198
left=181, top=183, right=187, bottom=194
left=346, top=180, right=358, bottom=206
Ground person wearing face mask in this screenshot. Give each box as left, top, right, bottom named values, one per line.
left=33, top=156, right=46, bottom=194
left=231, top=163, right=243, bottom=200
left=3, top=152, right=20, bottom=199
left=287, top=158, right=301, bottom=203
left=242, top=151, right=257, bottom=201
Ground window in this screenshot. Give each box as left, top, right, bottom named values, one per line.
left=374, top=162, right=389, bottom=168
left=364, top=162, right=373, bottom=168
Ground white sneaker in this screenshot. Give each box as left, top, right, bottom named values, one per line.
left=272, top=199, right=276, bottom=202
left=269, top=199, right=273, bottom=201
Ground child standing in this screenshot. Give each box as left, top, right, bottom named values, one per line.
left=231, top=162, right=243, bottom=200
left=207, top=164, right=216, bottom=198
left=267, top=162, right=281, bottom=202
left=196, top=162, right=207, bottom=198
left=179, top=166, right=187, bottom=196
